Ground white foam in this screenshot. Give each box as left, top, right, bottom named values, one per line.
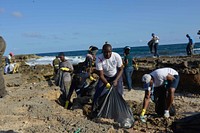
left=25, top=56, right=85, bottom=66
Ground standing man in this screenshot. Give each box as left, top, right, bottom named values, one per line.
left=186, top=34, right=194, bottom=56
left=56, top=52, right=74, bottom=108
left=92, top=42, right=124, bottom=112
left=0, top=36, right=7, bottom=98
left=140, top=68, right=179, bottom=122
left=151, top=33, right=159, bottom=57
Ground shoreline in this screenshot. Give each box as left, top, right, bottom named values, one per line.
left=0, top=53, right=200, bottom=132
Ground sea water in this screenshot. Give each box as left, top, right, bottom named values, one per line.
left=26, top=42, right=200, bottom=66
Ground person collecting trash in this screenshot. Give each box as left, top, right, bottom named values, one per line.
left=56, top=52, right=74, bottom=109
left=140, top=67, right=179, bottom=122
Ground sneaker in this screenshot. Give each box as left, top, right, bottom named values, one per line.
left=140, top=115, right=147, bottom=123
left=164, top=110, right=170, bottom=118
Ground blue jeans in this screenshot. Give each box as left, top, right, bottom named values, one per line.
left=124, top=66, right=133, bottom=90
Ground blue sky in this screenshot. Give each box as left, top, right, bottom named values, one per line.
left=0, top=0, right=199, bottom=55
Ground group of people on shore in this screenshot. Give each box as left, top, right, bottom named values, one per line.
left=52, top=41, right=180, bottom=124
left=0, top=34, right=181, bottom=126
left=148, top=33, right=195, bottom=57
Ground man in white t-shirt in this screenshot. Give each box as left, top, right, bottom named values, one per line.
left=140, top=68, right=179, bottom=121
left=92, top=42, right=124, bottom=112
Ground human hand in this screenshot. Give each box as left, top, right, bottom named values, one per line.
left=140, top=115, right=147, bottom=123
left=106, top=83, right=111, bottom=89
left=89, top=76, right=96, bottom=81
left=167, top=74, right=174, bottom=81
left=113, top=80, right=118, bottom=87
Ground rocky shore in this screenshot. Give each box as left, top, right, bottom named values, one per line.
left=0, top=54, right=200, bottom=132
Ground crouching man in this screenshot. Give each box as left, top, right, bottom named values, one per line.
left=140, top=67, right=179, bottom=122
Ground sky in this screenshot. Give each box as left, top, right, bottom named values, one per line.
left=0, top=0, right=200, bottom=55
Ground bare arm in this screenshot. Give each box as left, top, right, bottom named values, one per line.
left=113, top=65, right=124, bottom=87
left=98, top=70, right=108, bottom=85
left=166, top=74, right=174, bottom=81
left=142, top=90, right=151, bottom=110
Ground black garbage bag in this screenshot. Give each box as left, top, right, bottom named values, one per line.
left=147, top=39, right=154, bottom=53
left=97, top=86, right=134, bottom=128
left=153, top=86, right=176, bottom=116
left=171, top=113, right=200, bottom=133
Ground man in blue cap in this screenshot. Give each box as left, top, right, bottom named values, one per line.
left=140, top=67, right=179, bottom=122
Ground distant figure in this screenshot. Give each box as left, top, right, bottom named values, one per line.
left=92, top=42, right=124, bottom=113
left=84, top=45, right=98, bottom=74
left=186, top=34, right=194, bottom=56
left=151, top=33, right=159, bottom=57
left=123, top=46, right=136, bottom=91
left=56, top=52, right=74, bottom=108
left=140, top=68, right=179, bottom=122
left=0, top=36, right=7, bottom=98
left=52, top=56, right=60, bottom=79
left=4, top=52, right=19, bottom=74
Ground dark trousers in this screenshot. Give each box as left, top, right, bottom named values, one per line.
left=154, top=43, right=159, bottom=57
left=186, top=44, right=193, bottom=55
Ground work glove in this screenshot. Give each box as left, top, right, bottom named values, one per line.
left=105, top=83, right=111, bottom=89
left=89, top=76, right=96, bottom=81
left=133, top=63, right=139, bottom=71
left=60, top=67, right=70, bottom=71
left=140, top=109, right=147, bottom=122
left=64, top=100, right=69, bottom=109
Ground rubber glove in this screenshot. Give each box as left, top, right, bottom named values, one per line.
left=60, top=67, right=70, bottom=71
left=64, top=100, right=69, bottom=109
left=89, top=76, right=96, bottom=81
left=140, top=109, right=147, bottom=122
left=106, top=83, right=111, bottom=89
left=140, top=109, right=146, bottom=116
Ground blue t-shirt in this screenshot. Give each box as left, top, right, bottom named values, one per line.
left=124, top=55, right=133, bottom=67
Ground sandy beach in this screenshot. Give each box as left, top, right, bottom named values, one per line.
left=0, top=55, right=200, bottom=133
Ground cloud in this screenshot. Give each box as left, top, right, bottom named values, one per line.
left=0, top=8, right=5, bottom=14
left=22, top=32, right=45, bottom=39
left=12, top=11, right=23, bottom=18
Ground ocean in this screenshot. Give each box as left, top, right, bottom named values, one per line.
left=26, top=42, right=200, bottom=66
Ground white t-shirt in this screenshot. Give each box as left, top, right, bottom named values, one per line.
left=153, top=36, right=159, bottom=43
left=150, top=68, right=178, bottom=87
left=96, top=52, right=123, bottom=77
